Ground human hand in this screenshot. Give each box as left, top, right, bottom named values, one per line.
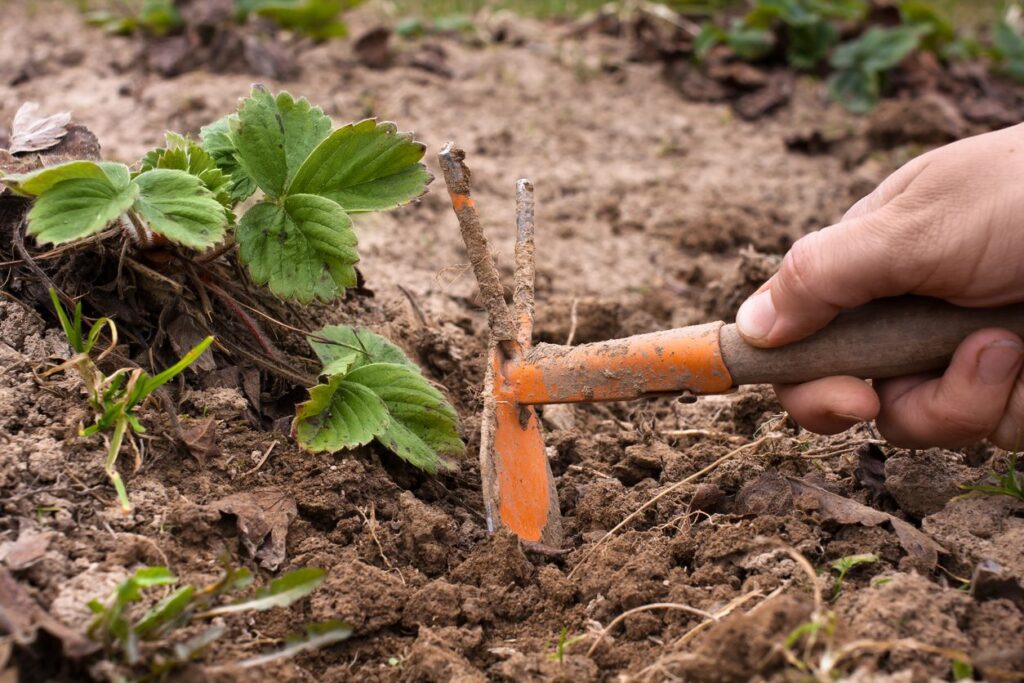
left=736, top=124, right=1024, bottom=449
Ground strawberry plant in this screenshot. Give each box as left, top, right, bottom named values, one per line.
left=294, top=326, right=464, bottom=473
left=827, top=24, right=930, bottom=112
left=697, top=0, right=869, bottom=70
left=201, top=86, right=430, bottom=302
left=992, top=19, right=1024, bottom=82
left=87, top=0, right=183, bottom=35
left=236, top=0, right=364, bottom=40
left=692, top=0, right=966, bottom=112
left=1, top=86, right=430, bottom=303
left=1, top=89, right=461, bottom=487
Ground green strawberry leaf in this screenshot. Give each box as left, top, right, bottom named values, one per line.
left=832, top=25, right=928, bottom=73
left=2, top=160, right=128, bottom=197
left=725, top=21, right=775, bottom=61
left=302, top=326, right=463, bottom=472
left=246, top=0, right=361, bottom=40
left=806, top=0, right=867, bottom=21
left=232, top=86, right=332, bottom=199
left=827, top=67, right=878, bottom=113
left=200, top=114, right=258, bottom=204
left=236, top=194, right=358, bottom=303
left=25, top=164, right=138, bottom=245
left=133, top=169, right=228, bottom=250
left=694, top=23, right=725, bottom=60
left=346, top=363, right=463, bottom=473
left=293, top=375, right=390, bottom=452
left=288, top=119, right=432, bottom=213
left=310, top=325, right=419, bottom=377
left=787, top=21, right=837, bottom=70
left=140, top=132, right=234, bottom=211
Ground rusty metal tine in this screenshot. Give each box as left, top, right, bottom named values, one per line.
left=438, top=143, right=518, bottom=353
left=513, top=179, right=536, bottom=349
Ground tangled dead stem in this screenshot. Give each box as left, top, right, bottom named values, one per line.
left=1, top=1, right=1024, bottom=681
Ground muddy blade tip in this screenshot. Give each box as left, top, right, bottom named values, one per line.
left=493, top=400, right=561, bottom=544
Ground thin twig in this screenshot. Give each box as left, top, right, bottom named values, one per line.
left=566, top=297, right=579, bottom=346
left=774, top=542, right=823, bottom=618
left=672, top=588, right=774, bottom=648
left=235, top=442, right=278, bottom=479
left=122, top=257, right=183, bottom=295
left=199, top=278, right=281, bottom=360
left=513, top=178, right=536, bottom=348
left=661, top=428, right=740, bottom=440
left=438, top=143, right=517, bottom=351
left=192, top=262, right=323, bottom=341
left=397, top=284, right=429, bottom=328
left=214, top=336, right=316, bottom=387
left=0, top=226, right=120, bottom=268
left=586, top=603, right=719, bottom=657
left=12, top=217, right=66, bottom=301
left=195, top=237, right=236, bottom=264
left=567, top=435, right=775, bottom=580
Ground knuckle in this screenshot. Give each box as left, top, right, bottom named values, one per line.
left=780, top=234, right=820, bottom=299
left=991, top=384, right=1024, bottom=448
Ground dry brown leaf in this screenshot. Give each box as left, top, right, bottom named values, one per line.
left=182, top=417, right=221, bottom=465
left=787, top=477, right=945, bottom=569
left=0, top=568, right=97, bottom=657
left=211, top=490, right=297, bottom=571
left=168, top=315, right=216, bottom=372
left=8, top=103, right=71, bottom=155
left=0, top=530, right=52, bottom=571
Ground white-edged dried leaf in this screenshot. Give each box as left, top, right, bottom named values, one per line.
left=9, top=103, right=71, bottom=155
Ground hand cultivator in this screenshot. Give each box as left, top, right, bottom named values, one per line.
left=439, top=144, right=1024, bottom=548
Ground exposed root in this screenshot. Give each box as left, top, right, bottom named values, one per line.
left=586, top=602, right=719, bottom=657
left=357, top=503, right=405, bottom=586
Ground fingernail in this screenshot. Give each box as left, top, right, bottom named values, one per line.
left=833, top=412, right=870, bottom=424
left=736, top=290, right=776, bottom=340
left=977, top=340, right=1024, bottom=385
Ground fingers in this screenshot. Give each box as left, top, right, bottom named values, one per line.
left=736, top=154, right=933, bottom=349
left=842, top=152, right=931, bottom=221
left=775, top=376, right=880, bottom=435
left=735, top=207, right=916, bottom=348
left=874, top=329, right=1024, bottom=448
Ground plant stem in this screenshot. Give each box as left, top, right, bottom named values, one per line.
left=106, top=415, right=132, bottom=513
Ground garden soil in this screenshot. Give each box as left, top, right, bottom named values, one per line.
left=1, top=3, right=1023, bottom=681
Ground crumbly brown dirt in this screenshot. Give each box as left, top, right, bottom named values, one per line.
left=2, top=3, right=1024, bottom=682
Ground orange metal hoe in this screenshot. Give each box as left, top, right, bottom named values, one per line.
left=439, top=143, right=1024, bottom=548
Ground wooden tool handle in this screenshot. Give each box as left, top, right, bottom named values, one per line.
left=719, top=296, right=1024, bottom=386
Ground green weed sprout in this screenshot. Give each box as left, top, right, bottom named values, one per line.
left=829, top=553, right=879, bottom=600
left=960, top=452, right=1024, bottom=502
left=47, top=289, right=213, bottom=512
left=547, top=626, right=586, bottom=664
left=86, top=563, right=349, bottom=680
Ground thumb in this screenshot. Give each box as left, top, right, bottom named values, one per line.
left=736, top=208, right=913, bottom=348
